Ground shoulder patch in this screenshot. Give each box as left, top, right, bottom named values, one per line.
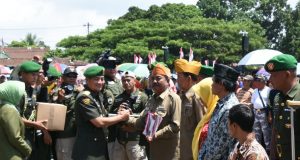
left=82, top=98, right=91, bottom=105
left=82, top=91, right=91, bottom=96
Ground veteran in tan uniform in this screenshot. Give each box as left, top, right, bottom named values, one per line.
left=174, top=59, right=206, bottom=160
left=127, top=64, right=181, bottom=160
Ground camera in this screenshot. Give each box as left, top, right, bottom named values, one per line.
left=123, top=95, right=138, bottom=110
left=42, top=58, right=53, bottom=77
left=61, top=84, right=74, bottom=98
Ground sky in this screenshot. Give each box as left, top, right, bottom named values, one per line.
left=0, top=0, right=298, bottom=49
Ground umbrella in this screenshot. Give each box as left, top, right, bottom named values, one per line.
left=238, top=49, right=283, bottom=66
left=0, top=65, right=11, bottom=74
left=51, top=63, right=68, bottom=73
left=297, top=63, right=300, bottom=75
left=117, top=63, right=150, bottom=78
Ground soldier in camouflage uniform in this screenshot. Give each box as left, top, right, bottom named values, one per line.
left=72, top=66, right=130, bottom=160
left=110, top=71, right=148, bottom=160
left=101, top=57, right=124, bottom=158
left=51, top=67, right=80, bottom=160
left=18, top=61, right=52, bottom=160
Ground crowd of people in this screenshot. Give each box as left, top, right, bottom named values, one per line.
left=0, top=53, right=299, bottom=160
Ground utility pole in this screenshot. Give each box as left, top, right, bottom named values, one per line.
left=239, top=30, right=249, bottom=56
left=83, top=22, right=92, bottom=35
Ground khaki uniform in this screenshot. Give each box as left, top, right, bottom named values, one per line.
left=72, top=87, right=109, bottom=160
left=271, top=83, right=300, bottom=160
left=180, top=87, right=206, bottom=160
left=128, top=89, right=181, bottom=160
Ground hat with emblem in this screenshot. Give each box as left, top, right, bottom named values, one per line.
left=152, top=63, right=171, bottom=77
left=20, top=61, right=41, bottom=73
left=122, top=70, right=136, bottom=79
left=199, top=65, right=214, bottom=77
left=174, top=59, right=201, bottom=75
left=265, top=54, right=297, bottom=72
left=84, top=66, right=105, bottom=78
left=214, top=64, right=239, bottom=82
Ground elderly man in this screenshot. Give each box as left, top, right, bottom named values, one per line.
left=110, top=71, right=148, bottom=160
left=174, top=59, right=206, bottom=160
left=127, top=64, right=181, bottom=160
left=265, top=54, right=300, bottom=160
left=72, top=66, right=130, bottom=160
left=199, top=64, right=239, bottom=160
left=251, top=74, right=271, bottom=153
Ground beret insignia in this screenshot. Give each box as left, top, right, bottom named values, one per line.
left=267, top=63, right=274, bottom=71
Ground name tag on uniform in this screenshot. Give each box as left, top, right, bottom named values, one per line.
left=185, top=103, right=192, bottom=108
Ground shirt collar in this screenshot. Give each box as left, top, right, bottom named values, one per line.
left=286, top=83, right=300, bottom=99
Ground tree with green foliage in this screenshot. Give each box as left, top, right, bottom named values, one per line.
left=279, top=1, right=300, bottom=60
left=8, top=33, right=49, bottom=48
left=197, top=0, right=291, bottom=47
left=54, top=3, right=266, bottom=64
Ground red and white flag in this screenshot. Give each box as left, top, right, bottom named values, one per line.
left=137, top=55, right=143, bottom=64
left=152, top=52, right=157, bottom=63
left=213, top=59, right=217, bottom=67
left=134, top=54, right=138, bottom=63
left=189, top=47, right=194, bottom=62
left=179, top=47, right=184, bottom=59
left=205, top=60, right=209, bottom=66
left=148, top=52, right=153, bottom=65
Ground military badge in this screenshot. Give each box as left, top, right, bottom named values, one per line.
left=83, top=98, right=91, bottom=105
left=108, top=98, right=113, bottom=105
left=267, top=63, right=274, bottom=71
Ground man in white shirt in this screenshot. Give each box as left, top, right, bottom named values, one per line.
left=251, top=74, right=271, bottom=154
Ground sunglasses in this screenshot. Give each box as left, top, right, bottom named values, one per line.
left=65, top=74, right=77, bottom=78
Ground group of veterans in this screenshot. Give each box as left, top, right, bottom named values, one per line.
left=0, top=53, right=299, bottom=160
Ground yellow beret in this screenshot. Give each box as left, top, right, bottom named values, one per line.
left=152, top=64, right=171, bottom=77
left=174, top=59, right=201, bottom=75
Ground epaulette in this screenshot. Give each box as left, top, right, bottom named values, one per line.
left=81, top=91, right=91, bottom=96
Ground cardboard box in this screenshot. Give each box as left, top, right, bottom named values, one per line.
left=36, top=102, right=67, bottom=131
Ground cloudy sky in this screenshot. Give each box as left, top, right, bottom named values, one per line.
left=0, top=0, right=298, bottom=48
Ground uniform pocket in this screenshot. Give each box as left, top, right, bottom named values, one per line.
left=156, top=105, right=167, bottom=117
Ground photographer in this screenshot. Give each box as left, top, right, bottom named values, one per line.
left=52, top=67, right=82, bottom=160
left=110, top=71, right=148, bottom=160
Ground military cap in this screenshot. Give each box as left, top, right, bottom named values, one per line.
left=254, top=74, right=267, bottom=82
left=243, top=75, right=253, bottom=81
left=63, top=67, right=78, bottom=76
left=122, top=70, right=136, bottom=79
left=152, top=63, right=171, bottom=77
left=214, top=64, right=239, bottom=82
left=199, top=65, right=214, bottom=77
left=84, top=66, right=105, bottom=78
left=174, top=59, right=201, bottom=75
left=102, top=56, right=120, bottom=69
left=265, top=54, right=297, bottom=72
left=20, top=61, right=41, bottom=73
left=47, top=66, right=61, bottom=77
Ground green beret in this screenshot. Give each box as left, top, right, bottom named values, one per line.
left=199, top=65, right=214, bottom=77
left=265, top=54, right=297, bottom=72
left=84, top=66, right=105, bottom=78
left=20, top=61, right=41, bottom=73
left=149, top=62, right=168, bottom=70
left=47, top=66, right=61, bottom=77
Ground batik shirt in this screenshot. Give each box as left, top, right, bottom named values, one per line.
left=199, top=93, right=238, bottom=160
left=228, top=133, right=269, bottom=160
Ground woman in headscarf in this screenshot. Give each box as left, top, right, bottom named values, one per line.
left=0, top=81, right=32, bottom=159
left=192, top=78, right=219, bottom=160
